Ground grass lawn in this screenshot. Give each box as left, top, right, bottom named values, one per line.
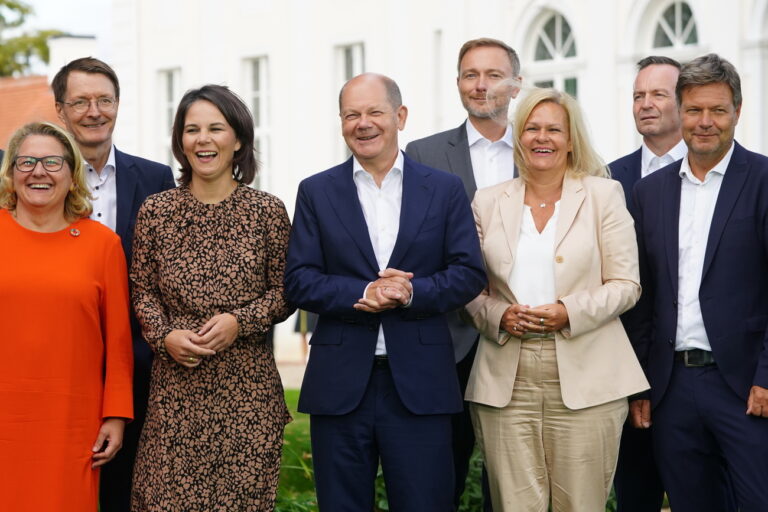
left=276, top=389, right=317, bottom=511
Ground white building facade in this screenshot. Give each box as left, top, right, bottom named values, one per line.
left=107, top=0, right=768, bottom=214
left=98, top=0, right=768, bottom=358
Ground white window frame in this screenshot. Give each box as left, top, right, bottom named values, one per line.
left=245, top=56, right=270, bottom=190
left=527, top=11, right=580, bottom=98
left=158, top=68, right=181, bottom=170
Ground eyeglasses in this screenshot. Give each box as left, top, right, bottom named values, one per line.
left=14, top=156, right=66, bottom=173
left=61, top=97, right=118, bottom=114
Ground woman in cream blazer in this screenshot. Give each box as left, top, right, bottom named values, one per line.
left=465, top=88, right=649, bottom=512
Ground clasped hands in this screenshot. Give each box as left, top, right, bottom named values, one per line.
left=501, top=302, right=569, bottom=337
left=164, top=313, right=239, bottom=368
left=354, top=268, right=414, bottom=313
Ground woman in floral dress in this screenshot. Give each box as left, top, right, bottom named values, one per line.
left=130, top=85, right=294, bottom=511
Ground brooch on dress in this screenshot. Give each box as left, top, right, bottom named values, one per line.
left=70, top=228, right=80, bottom=237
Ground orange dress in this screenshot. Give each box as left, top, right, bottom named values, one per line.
left=0, top=209, right=134, bottom=512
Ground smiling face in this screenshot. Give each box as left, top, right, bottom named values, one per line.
left=680, top=82, right=741, bottom=169
left=181, top=100, right=242, bottom=185
left=520, top=101, right=572, bottom=174
left=457, top=45, right=519, bottom=121
left=13, top=134, right=73, bottom=218
left=632, top=64, right=681, bottom=141
left=340, top=75, right=407, bottom=173
left=55, top=71, right=117, bottom=150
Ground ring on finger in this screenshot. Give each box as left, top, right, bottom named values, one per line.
left=539, top=317, right=545, bottom=326
left=187, top=356, right=197, bottom=363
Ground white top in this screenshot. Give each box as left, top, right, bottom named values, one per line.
left=353, top=151, right=404, bottom=356
left=640, top=138, right=687, bottom=179
left=675, top=143, right=734, bottom=352
left=466, top=119, right=515, bottom=190
left=508, top=202, right=559, bottom=308
left=85, top=144, right=118, bottom=232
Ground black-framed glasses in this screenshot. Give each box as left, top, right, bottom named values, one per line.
left=61, top=97, right=118, bottom=114
left=14, top=156, right=66, bottom=173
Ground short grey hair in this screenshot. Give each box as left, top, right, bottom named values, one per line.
left=676, top=53, right=741, bottom=108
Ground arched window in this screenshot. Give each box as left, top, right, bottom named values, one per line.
left=530, top=12, right=579, bottom=97
left=653, top=1, right=698, bottom=48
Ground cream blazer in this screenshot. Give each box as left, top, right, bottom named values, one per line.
left=465, top=174, right=649, bottom=410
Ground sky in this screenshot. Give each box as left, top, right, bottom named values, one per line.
left=16, top=0, right=112, bottom=58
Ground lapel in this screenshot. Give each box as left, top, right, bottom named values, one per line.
left=114, top=148, right=138, bottom=240
left=325, top=159, right=380, bottom=274
left=446, top=123, right=478, bottom=194
left=387, top=155, right=434, bottom=268
left=628, top=149, right=642, bottom=184
left=662, top=165, right=682, bottom=294
left=498, top=179, right=524, bottom=272
left=702, top=142, right=749, bottom=280
left=554, top=174, right=585, bottom=250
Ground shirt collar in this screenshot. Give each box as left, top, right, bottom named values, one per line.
left=85, top=144, right=117, bottom=176
left=641, top=138, right=687, bottom=168
left=466, top=118, right=513, bottom=148
left=352, top=150, right=404, bottom=178
left=679, top=141, right=734, bottom=183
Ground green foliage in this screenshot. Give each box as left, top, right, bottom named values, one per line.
left=0, top=0, right=63, bottom=76
left=276, top=389, right=317, bottom=511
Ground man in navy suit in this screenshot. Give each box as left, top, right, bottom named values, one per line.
left=52, top=57, right=175, bottom=512
left=610, top=56, right=686, bottom=205
left=285, top=73, right=486, bottom=511
left=625, top=53, right=768, bottom=512
left=608, top=55, right=685, bottom=512
left=405, top=38, right=520, bottom=509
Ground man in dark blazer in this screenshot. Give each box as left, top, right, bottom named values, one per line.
left=608, top=55, right=685, bottom=512
left=405, top=38, right=520, bottom=509
left=285, top=73, right=486, bottom=511
left=52, top=57, right=175, bottom=512
left=625, top=54, right=768, bottom=512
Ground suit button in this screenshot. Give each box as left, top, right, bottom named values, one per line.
left=672, top=300, right=677, bottom=307
left=668, top=338, right=674, bottom=345
left=555, top=255, right=564, bottom=263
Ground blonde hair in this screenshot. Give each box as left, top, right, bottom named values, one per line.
left=512, top=88, right=608, bottom=181
left=0, top=122, right=92, bottom=220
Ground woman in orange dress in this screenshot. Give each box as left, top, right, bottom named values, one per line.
left=0, top=122, right=133, bottom=511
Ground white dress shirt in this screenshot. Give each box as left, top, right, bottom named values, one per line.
left=675, top=143, right=734, bottom=352
left=640, top=139, right=687, bottom=179
left=85, top=145, right=118, bottom=232
left=466, top=119, right=515, bottom=190
left=508, top=203, right=559, bottom=308
left=353, top=151, right=404, bottom=356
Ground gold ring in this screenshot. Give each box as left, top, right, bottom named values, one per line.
left=188, top=356, right=197, bottom=363
left=539, top=317, right=545, bottom=326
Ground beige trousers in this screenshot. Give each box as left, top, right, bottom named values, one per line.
left=471, top=338, right=627, bottom=512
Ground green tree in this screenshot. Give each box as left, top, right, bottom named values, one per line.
left=0, top=0, right=62, bottom=76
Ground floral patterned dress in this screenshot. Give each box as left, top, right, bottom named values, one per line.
left=129, top=184, right=293, bottom=511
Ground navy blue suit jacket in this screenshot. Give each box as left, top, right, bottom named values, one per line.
left=114, top=149, right=175, bottom=359
left=285, top=153, right=487, bottom=416
left=114, top=149, right=175, bottom=266
left=625, top=142, right=768, bottom=406
left=609, top=148, right=642, bottom=205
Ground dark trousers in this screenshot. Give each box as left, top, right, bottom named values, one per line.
left=310, top=360, right=454, bottom=512
left=453, top=341, right=493, bottom=511
left=99, top=340, right=152, bottom=512
left=654, top=360, right=768, bottom=512
left=613, top=422, right=664, bottom=512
